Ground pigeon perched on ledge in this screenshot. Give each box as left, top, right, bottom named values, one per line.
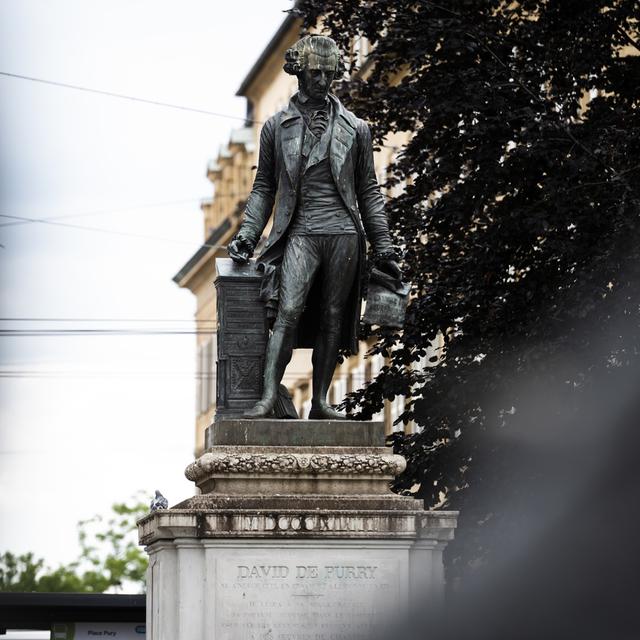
left=150, top=490, right=168, bottom=512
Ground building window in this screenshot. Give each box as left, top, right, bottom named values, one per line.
left=389, top=395, right=406, bottom=432
left=208, top=334, right=217, bottom=411
left=352, top=36, right=370, bottom=69
left=332, top=376, right=348, bottom=409
left=196, top=335, right=217, bottom=416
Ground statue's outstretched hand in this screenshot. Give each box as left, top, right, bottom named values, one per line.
left=228, top=235, right=254, bottom=264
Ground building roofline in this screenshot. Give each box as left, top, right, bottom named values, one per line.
left=236, top=13, right=298, bottom=97
left=172, top=217, right=232, bottom=286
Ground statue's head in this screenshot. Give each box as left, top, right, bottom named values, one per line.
left=284, top=35, right=341, bottom=102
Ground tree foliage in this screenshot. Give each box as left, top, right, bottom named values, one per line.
left=296, top=0, right=640, bottom=576
left=0, top=495, right=148, bottom=593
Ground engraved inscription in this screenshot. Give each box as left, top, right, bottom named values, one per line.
left=235, top=565, right=378, bottom=581
left=215, top=554, right=401, bottom=640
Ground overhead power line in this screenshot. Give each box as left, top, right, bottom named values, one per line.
left=0, top=71, right=260, bottom=125
left=0, top=329, right=216, bottom=337
left=0, top=185, right=398, bottom=246
left=0, top=370, right=362, bottom=380
left=0, top=212, right=229, bottom=249
left=0, top=71, right=403, bottom=150
left=0, top=317, right=215, bottom=322
left=0, top=197, right=203, bottom=229
left=0, top=370, right=213, bottom=378
left=0, top=193, right=250, bottom=230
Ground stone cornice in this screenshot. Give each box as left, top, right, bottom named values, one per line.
left=185, top=450, right=407, bottom=482
left=139, top=508, right=458, bottom=546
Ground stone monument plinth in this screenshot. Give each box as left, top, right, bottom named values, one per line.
left=143, top=28, right=457, bottom=639
left=139, top=420, right=458, bottom=639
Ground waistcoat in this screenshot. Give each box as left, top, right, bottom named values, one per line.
left=289, top=106, right=357, bottom=236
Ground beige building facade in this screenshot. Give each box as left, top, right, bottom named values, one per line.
left=175, top=15, right=431, bottom=455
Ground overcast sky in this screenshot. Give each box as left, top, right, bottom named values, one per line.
left=0, top=0, right=292, bottom=568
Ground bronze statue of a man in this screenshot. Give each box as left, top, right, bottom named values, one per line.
left=228, top=34, right=400, bottom=420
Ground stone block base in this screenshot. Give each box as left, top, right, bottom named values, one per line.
left=141, top=520, right=455, bottom=640
left=139, top=419, right=458, bottom=639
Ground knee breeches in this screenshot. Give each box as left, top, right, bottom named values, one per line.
left=274, top=234, right=359, bottom=334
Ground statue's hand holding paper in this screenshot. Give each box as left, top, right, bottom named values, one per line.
left=363, top=261, right=410, bottom=329
left=375, top=257, right=402, bottom=280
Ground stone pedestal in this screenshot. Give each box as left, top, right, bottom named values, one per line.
left=139, top=420, right=458, bottom=639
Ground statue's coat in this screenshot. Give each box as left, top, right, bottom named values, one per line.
left=239, top=93, right=394, bottom=353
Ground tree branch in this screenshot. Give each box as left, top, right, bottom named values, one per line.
left=616, top=25, right=640, bottom=53
left=416, top=0, right=622, bottom=180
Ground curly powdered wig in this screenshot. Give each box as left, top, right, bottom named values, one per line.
left=283, top=35, right=341, bottom=76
